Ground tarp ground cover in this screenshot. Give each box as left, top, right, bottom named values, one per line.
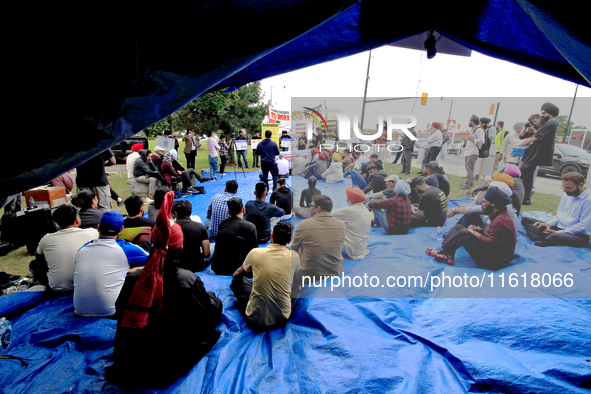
left=1, top=172, right=590, bottom=393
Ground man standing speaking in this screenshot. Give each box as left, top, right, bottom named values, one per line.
left=256, top=130, right=280, bottom=192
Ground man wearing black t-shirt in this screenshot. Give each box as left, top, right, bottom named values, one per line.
left=76, top=148, right=115, bottom=210
left=211, top=197, right=259, bottom=276
left=410, top=178, right=447, bottom=228
left=518, top=103, right=559, bottom=205
left=172, top=200, right=210, bottom=272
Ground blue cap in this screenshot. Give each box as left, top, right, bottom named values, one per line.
left=99, top=211, right=124, bottom=235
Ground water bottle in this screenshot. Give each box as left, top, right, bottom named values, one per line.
left=0, top=317, right=11, bottom=356
left=29, top=197, right=37, bottom=209
left=436, top=226, right=443, bottom=241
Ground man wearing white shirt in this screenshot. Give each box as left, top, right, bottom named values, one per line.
left=74, top=211, right=149, bottom=317
left=32, top=205, right=99, bottom=292
left=499, top=122, right=524, bottom=166
left=521, top=172, right=591, bottom=247
left=460, top=115, right=485, bottom=189
left=126, top=144, right=143, bottom=179
left=276, top=154, right=290, bottom=177
left=207, top=131, right=221, bottom=181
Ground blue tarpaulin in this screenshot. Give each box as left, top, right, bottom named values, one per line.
left=4, top=0, right=591, bottom=202
left=1, top=173, right=590, bottom=393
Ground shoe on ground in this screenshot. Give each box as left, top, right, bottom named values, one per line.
left=522, top=199, right=532, bottom=205
left=143, top=197, right=154, bottom=204
left=534, top=241, right=547, bottom=247
left=459, top=184, right=471, bottom=189
left=181, top=191, right=193, bottom=197
left=117, top=198, right=125, bottom=206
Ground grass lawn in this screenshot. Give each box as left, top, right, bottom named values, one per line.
left=0, top=141, right=561, bottom=278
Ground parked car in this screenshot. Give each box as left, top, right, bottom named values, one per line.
left=537, top=144, right=590, bottom=178
left=111, top=132, right=149, bottom=162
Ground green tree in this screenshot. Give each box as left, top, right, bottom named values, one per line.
left=142, top=82, right=267, bottom=139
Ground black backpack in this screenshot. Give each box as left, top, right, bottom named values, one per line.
left=477, top=127, right=491, bottom=158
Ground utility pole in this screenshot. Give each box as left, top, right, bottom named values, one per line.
left=360, top=50, right=372, bottom=134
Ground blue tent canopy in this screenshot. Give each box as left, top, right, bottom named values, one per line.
left=4, top=0, right=591, bottom=201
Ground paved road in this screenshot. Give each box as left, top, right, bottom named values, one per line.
left=420, top=153, right=563, bottom=196
left=106, top=164, right=127, bottom=174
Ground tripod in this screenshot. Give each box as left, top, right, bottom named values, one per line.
left=221, top=137, right=246, bottom=181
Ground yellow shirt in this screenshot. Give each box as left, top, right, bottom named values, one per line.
left=243, top=244, right=300, bottom=327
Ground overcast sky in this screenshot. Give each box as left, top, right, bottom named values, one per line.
left=260, top=46, right=591, bottom=132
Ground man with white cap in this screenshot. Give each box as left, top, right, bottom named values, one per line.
left=367, top=180, right=412, bottom=235
left=518, top=102, right=560, bottom=205
left=499, top=122, right=525, bottom=166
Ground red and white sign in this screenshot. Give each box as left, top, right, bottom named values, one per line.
left=447, top=120, right=456, bottom=129
left=268, top=105, right=291, bottom=122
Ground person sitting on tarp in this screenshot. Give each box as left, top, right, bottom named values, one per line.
left=231, top=221, right=300, bottom=331
left=276, top=154, right=290, bottom=178
left=446, top=181, right=519, bottom=231
left=73, top=211, right=149, bottom=317
left=332, top=187, right=370, bottom=260
left=427, top=161, right=450, bottom=197
left=292, top=176, right=322, bottom=219
left=468, top=172, right=522, bottom=215
left=290, top=151, right=306, bottom=175
left=71, top=189, right=105, bottom=229
left=502, top=163, right=525, bottom=204
left=367, top=180, right=412, bottom=235
left=321, top=152, right=344, bottom=183
left=426, top=185, right=517, bottom=270
left=410, top=178, right=447, bottom=228
left=171, top=200, right=210, bottom=272
left=147, top=186, right=171, bottom=221
left=205, top=180, right=239, bottom=239
left=245, top=183, right=285, bottom=244
left=522, top=172, right=591, bottom=248
left=31, top=205, right=98, bottom=293
left=303, top=154, right=328, bottom=180
left=106, top=191, right=222, bottom=390
left=118, top=195, right=154, bottom=251
left=211, top=197, right=259, bottom=276
left=270, top=178, right=294, bottom=226
left=420, top=162, right=439, bottom=189
left=291, top=195, right=346, bottom=279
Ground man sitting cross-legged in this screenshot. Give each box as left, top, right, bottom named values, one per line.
left=31, top=205, right=98, bottom=292
left=211, top=197, right=259, bottom=276
left=522, top=172, right=591, bottom=247
left=118, top=195, right=155, bottom=251
left=231, top=221, right=300, bottom=331
left=426, top=185, right=516, bottom=270
left=245, top=182, right=285, bottom=244
left=172, top=200, right=211, bottom=272
left=410, top=177, right=447, bottom=228
left=74, top=211, right=149, bottom=317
